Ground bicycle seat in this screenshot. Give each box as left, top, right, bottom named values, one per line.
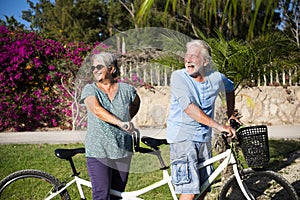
left=55, top=148, right=85, bottom=160
left=141, top=136, right=168, bottom=150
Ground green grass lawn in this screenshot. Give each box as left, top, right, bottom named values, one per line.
left=0, top=139, right=299, bottom=199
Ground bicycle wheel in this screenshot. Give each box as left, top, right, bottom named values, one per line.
left=219, top=168, right=298, bottom=200
left=0, top=169, right=70, bottom=200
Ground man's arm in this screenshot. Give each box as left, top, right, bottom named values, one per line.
left=226, top=90, right=235, bottom=118
left=184, top=103, right=223, bottom=131
left=184, top=103, right=236, bottom=137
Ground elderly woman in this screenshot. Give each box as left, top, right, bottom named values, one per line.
left=80, top=52, right=140, bottom=200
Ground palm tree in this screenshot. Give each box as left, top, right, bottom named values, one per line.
left=208, top=31, right=300, bottom=88
left=137, top=0, right=279, bottom=41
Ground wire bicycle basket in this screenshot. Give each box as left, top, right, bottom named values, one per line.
left=237, top=125, right=270, bottom=168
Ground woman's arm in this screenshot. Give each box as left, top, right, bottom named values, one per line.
left=129, top=94, right=141, bottom=119
left=84, top=96, right=123, bottom=126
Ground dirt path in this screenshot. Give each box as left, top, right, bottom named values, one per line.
left=279, top=150, right=300, bottom=196
left=205, top=149, right=300, bottom=199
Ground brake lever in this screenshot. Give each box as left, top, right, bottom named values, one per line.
left=230, top=119, right=241, bottom=130
left=132, top=128, right=140, bottom=152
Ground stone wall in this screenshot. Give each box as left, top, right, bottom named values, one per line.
left=132, top=86, right=300, bottom=127
left=235, top=86, right=300, bottom=125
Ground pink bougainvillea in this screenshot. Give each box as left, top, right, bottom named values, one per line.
left=0, top=26, right=91, bottom=131
left=0, top=26, right=147, bottom=132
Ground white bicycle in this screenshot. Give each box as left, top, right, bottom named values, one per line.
left=0, top=121, right=298, bottom=199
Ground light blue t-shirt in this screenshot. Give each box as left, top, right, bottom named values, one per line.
left=166, top=69, right=234, bottom=143
left=80, top=82, right=136, bottom=159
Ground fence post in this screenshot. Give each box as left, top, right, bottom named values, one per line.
left=282, top=69, right=286, bottom=85
left=258, top=68, right=261, bottom=86
left=122, top=36, right=126, bottom=55
left=289, top=68, right=292, bottom=86
left=164, top=67, right=168, bottom=86
left=263, top=66, right=267, bottom=86
left=142, top=63, right=147, bottom=83
left=295, top=66, right=298, bottom=86
left=157, top=66, right=161, bottom=86
left=150, top=68, right=153, bottom=85
left=129, top=63, right=133, bottom=79
left=276, top=70, right=279, bottom=84
left=136, top=64, right=139, bottom=81
left=270, top=70, right=273, bottom=85
left=120, top=65, right=124, bottom=80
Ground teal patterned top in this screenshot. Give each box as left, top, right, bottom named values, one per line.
left=80, top=82, right=136, bottom=159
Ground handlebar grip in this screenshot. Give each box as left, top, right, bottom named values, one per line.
left=221, top=132, right=228, bottom=138
left=132, top=129, right=140, bottom=152
left=122, top=124, right=129, bottom=129
left=230, top=119, right=240, bottom=129
left=221, top=132, right=231, bottom=149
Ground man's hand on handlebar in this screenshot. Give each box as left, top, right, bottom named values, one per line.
left=228, top=115, right=242, bottom=126
left=222, top=116, right=243, bottom=138
left=220, top=125, right=237, bottom=138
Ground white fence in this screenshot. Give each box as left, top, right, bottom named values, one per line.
left=120, top=63, right=299, bottom=87
left=258, top=66, right=299, bottom=86
left=120, top=62, right=174, bottom=86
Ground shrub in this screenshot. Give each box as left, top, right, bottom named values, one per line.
left=0, top=26, right=91, bottom=131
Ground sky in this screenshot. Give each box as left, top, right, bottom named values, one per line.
left=0, top=0, right=39, bottom=28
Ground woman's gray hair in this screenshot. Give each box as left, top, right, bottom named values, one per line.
left=186, top=40, right=212, bottom=63
left=92, top=52, right=120, bottom=78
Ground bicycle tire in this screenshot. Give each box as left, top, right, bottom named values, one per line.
left=0, top=169, right=70, bottom=200
left=219, top=168, right=298, bottom=200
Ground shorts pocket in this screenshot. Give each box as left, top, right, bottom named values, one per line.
left=171, top=156, right=191, bottom=185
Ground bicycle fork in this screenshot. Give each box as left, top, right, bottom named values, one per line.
left=231, top=157, right=255, bottom=200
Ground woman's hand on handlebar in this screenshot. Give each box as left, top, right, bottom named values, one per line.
left=118, top=121, right=135, bottom=133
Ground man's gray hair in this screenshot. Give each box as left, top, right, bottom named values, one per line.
left=186, top=40, right=212, bottom=62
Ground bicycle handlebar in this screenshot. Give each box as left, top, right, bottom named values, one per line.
left=230, top=119, right=241, bottom=130
left=122, top=124, right=129, bottom=130
left=132, top=128, right=140, bottom=152
left=221, top=119, right=241, bottom=149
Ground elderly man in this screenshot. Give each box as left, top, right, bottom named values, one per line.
left=166, top=40, right=238, bottom=200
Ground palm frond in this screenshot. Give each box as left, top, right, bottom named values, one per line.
left=136, top=0, right=154, bottom=25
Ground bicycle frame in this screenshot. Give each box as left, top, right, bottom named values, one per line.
left=46, top=147, right=253, bottom=200
left=44, top=166, right=176, bottom=200
left=43, top=166, right=174, bottom=200
left=45, top=176, right=91, bottom=200
left=196, top=148, right=253, bottom=200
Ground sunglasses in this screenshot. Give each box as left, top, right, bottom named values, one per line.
left=91, top=64, right=105, bottom=72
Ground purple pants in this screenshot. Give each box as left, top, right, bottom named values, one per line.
left=86, top=157, right=132, bottom=200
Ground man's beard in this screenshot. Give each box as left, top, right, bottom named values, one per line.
left=189, top=70, right=201, bottom=78
left=185, top=62, right=205, bottom=78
